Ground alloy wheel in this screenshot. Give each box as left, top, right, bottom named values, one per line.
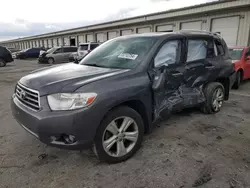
left=102, top=116, right=139, bottom=157
left=212, top=88, right=224, bottom=112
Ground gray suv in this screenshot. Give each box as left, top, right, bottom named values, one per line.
left=38, top=46, right=77, bottom=64
left=11, top=31, right=236, bottom=163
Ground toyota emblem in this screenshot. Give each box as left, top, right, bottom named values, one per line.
left=20, top=90, right=27, bottom=99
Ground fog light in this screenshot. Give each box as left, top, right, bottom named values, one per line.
left=63, top=134, right=76, bottom=144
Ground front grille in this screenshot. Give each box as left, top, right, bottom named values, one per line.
left=15, top=83, right=40, bottom=111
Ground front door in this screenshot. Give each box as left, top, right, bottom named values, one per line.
left=243, top=48, right=250, bottom=79
left=152, top=39, right=186, bottom=119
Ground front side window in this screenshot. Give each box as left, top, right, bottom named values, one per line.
left=154, top=40, right=180, bottom=67
left=229, top=48, right=244, bottom=60
left=80, top=37, right=157, bottom=69
left=187, top=40, right=207, bottom=62
left=54, top=48, right=63, bottom=54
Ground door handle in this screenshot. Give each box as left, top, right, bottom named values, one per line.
left=205, top=65, right=215, bottom=69
left=171, top=72, right=183, bottom=76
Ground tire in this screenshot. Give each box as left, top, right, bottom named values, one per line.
left=93, top=106, right=144, bottom=163
left=48, top=58, right=55, bottom=64
left=200, top=82, right=225, bottom=114
left=0, top=58, right=6, bottom=67
left=232, top=71, right=241, bottom=89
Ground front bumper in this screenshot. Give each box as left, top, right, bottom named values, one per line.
left=38, top=56, right=49, bottom=63
left=11, top=94, right=103, bottom=150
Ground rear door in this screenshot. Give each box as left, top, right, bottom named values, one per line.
left=183, top=36, right=217, bottom=106
left=152, top=37, right=186, bottom=118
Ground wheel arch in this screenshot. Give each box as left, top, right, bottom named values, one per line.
left=104, top=99, right=151, bottom=133
left=214, top=77, right=230, bottom=100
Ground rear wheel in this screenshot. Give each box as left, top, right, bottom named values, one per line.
left=94, top=106, right=144, bottom=163
left=0, top=58, right=6, bottom=67
left=201, top=82, right=225, bottom=114
left=48, top=58, right=55, bottom=64
left=232, top=71, right=242, bottom=89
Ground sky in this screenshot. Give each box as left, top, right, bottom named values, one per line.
left=0, top=0, right=217, bottom=41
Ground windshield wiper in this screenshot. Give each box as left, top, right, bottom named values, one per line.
left=84, top=63, right=106, bottom=68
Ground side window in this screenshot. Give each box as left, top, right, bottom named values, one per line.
left=215, top=40, right=224, bottom=56
left=90, top=44, right=99, bottom=50
left=154, top=40, right=180, bottom=67
left=64, top=47, right=77, bottom=52
left=187, top=40, right=207, bottom=62
left=54, top=48, right=63, bottom=54
left=245, top=48, right=250, bottom=57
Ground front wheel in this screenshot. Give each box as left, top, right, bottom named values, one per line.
left=201, top=82, right=225, bottom=114
left=0, top=58, right=6, bottom=67
left=94, top=106, right=144, bottom=163
left=48, top=58, right=55, bottom=64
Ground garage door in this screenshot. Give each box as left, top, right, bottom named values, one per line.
left=137, top=27, right=151, bottom=34
left=58, top=38, right=63, bottom=46
left=181, top=21, right=202, bottom=30
left=96, top=33, right=105, bottom=42
left=33, top=41, right=36, bottom=47
left=48, top=39, right=53, bottom=48
left=53, top=38, right=57, bottom=47
left=86, top=34, right=94, bottom=42
left=211, top=16, right=240, bottom=46
left=121, top=29, right=133, bottom=36
left=29, top=41, right=32, bottom=48
left=78, top=35, right=85, bottom=44
left=36, top=40, right=39, bottom=47
left=44, top=40, right=48, bottom=48
left=156, top=25, right=173, bottom=32
left=39, top=40, right=43, bottom=47
left=64, top=37, right=70, bottom=46
left=108, top=31, right=117, bottom=40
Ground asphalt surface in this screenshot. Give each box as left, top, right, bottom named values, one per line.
left=1, top=59, right=250, bottom=188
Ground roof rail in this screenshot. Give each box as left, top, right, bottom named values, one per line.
left=179, top=29, right=222, bottom=37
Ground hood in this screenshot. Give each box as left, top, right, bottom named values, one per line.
left=19, top=63, right=129, bottom=96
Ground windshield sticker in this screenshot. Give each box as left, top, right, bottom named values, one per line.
left=118, top=53, right=138, bottom=60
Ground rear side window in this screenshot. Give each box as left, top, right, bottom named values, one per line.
left=187, top=40, right=207, bottom=62
left=79, top=44, right=88, bottom=51
left=90, top=44, right=99, bottom=50
left=64, top=47, right=77, bottom=52
left=215, top=40, right=224, bottom=56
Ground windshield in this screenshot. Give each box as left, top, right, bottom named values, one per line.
left=78, top=45, right=88, bottom=51
left=46, top=47, right=57, bottom=54
left=79, top=37, right=157, bottom=69
left=229, top=48, right=243, bottom=60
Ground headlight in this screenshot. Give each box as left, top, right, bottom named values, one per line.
left=47, top=93, right=97, bottom=111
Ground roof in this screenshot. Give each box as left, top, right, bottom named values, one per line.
left=1, top=0, right=250, bottom=43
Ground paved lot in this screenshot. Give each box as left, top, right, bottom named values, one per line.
left=1, top=59, right=250, bottom=188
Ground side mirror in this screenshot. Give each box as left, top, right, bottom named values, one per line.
left=152, top=68, right=167, bottom=91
